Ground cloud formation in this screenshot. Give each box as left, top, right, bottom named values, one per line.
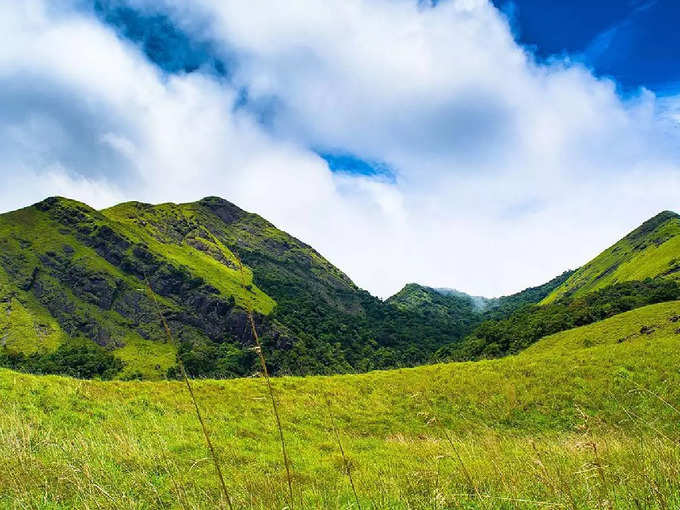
left=1, top=0, right=679, bottom=298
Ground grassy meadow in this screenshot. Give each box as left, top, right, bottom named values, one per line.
left=2, top=301, right=680, bottom=508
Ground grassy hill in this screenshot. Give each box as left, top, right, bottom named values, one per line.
left=0, top=197, right=489, bottom=380
left=2, top=300, right=679, bottom=508
left=542, top=211, right=680, bottom=304
left=431, top=210, right=680, bottom=362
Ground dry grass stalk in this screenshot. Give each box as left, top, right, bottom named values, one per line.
left=143, top=275, right=234, bottom=510
left=228, top=244, right=295, bottom=510
left=420, top=392, right=488, bottom=509
left=324, top=394, right=362, bottom=509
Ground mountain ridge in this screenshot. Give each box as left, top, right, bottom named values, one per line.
left=1, top=196, right=678, bottom=380
left=0, top=196, right=488, bottom=378
left=542, top=209, right=680, bottom=303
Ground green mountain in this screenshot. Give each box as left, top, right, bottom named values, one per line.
left=2, top=198, right=677, bottom=381
left=0, top=196, right=479, bottom=379
left=386, top=272, right=572, bottom=336
left=386, top=283, right=485, bottom=326
left=542, top=210, right=680, bottom=303
left=435, top=210, right=680, bottom=361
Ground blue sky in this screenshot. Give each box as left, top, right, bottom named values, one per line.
left=1, top=0, right=678, bottom=297
left=494, top=0, right=680, bottom=94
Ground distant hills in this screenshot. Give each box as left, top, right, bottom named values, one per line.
left=434, top=210, right=680, bottom=361
left=387, top=270, right=572, bottom=321
left=1, top=197, right=678, bottom=380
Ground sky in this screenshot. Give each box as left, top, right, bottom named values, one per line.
left=1, top=0, right=679, bottom=298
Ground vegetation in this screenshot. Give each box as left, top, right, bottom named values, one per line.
left=0, top=341, right=124, bottom=379
left=436, top=277, right=680, bottom=361
left=2, top=197, right=680, bottom=507
left=0, top=196, right=567, bottom=379
left=542, top=210, right=680, bottom=303
left=1, top=300, right=680, bottom=508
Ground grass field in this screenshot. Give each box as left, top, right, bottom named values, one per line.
left=2, top=301, right=680, bottom=509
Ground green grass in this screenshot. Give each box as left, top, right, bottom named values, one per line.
left=0, top=268, right=66, bottom=354
left=543, top=211, right=680, bottom=304
left=2, top=301, right=680, bottom=508
left=114, top=334, right=177, bottom=380
left=103, top=202, right=276, bottom=315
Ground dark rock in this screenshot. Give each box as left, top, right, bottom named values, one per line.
left=670, top=315, right=680, bottom=323
left=20, top=267, right=39, bottom=291
left=640, top=325, right=655, bottom=335
left=199, top=196, right=246, bottom=225
left=39, top=251, right=118, bottom=309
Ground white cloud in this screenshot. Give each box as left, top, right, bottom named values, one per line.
left=0, top=0, right=679, bottom=298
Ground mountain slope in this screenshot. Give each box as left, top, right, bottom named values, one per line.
left=2, top=300, right=679, bottom=508
left=0, top=197, right=477, bottom=379
left=386, top=283, right=485, bottom=329
left=542, top=210, right=680, bottom=304
left=387, top=271, right=575, bottom=346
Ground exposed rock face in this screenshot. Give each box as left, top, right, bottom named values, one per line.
left=0, top=197, right=293, bottom=377
left=199, top=196, right=246, bottom=225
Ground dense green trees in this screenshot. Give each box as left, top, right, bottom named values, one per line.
left=435, top=278, right=680, bottom=362
left=0, top=342, right=124, bottom=379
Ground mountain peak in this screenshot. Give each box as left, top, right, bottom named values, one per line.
left=624, top=210, right=680, bottom=245
left=542, top=210, right=680, bottom=303
left=196, top=196, right=247, bottom=225
left=34, top=196, right=94, bottom=212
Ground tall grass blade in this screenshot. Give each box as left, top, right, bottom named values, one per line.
left=204, top=229, right=295, bottom=510
left=324, top=394, right=362, bottom=509
left=421, top=392, right=488, bottom=509
left=245, top=301, right=295, bottom=510
left=143, top=275, right=234, bottom=510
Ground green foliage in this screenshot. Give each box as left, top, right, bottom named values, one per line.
left=437, top=277, right=680, bottom=361
left=2, top=197, right=678, bottom=380
left=170, top=341, right=257, bottom=379
left=543, top=210, right=680, bottom=303
left=0, top=341, right=124, bottom=379
left=265, top=287, right=479, bottom=375
left=2, top=300, right=680, bottom=508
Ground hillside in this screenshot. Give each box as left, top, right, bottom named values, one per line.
left=385, top=273, right=573, bottom=341
left=2, top=300, right=679, bottom=508
left=3, top=199, right=678, bottom=381
left=386, top=283, right=486, bottom=330
left=0, top=197, right=479, bottom=379
left=542, top=210, right=680, bottom=303
left=432, top=211, right=680, bottom=362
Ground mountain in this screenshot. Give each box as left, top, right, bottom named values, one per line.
left=542, top=210, right=680, bottom=303
left=0, top=196, right=477, bottom=379
left=386, top=283, right=486, bottom=326
left=435, top=210, right=680, bottom=361
left=388, top=271, right=573, bottom=324
left=3, top=198, right=678, bottom=380
left=386, top=273, right=573, bottom=335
